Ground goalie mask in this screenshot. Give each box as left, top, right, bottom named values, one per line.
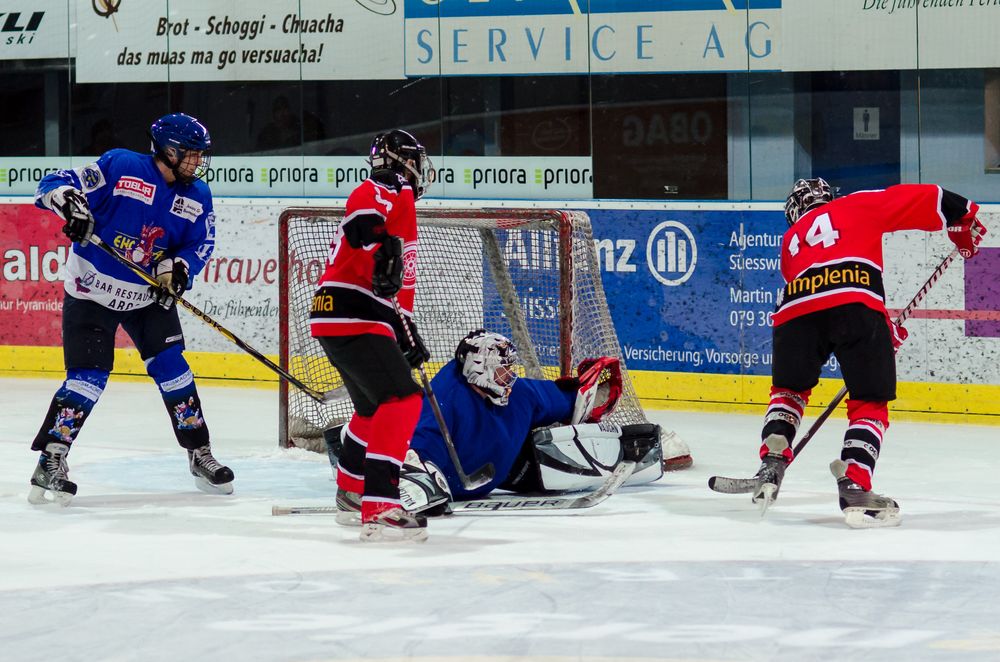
left=369, top=129, right=433, bottom=200
left=455, top=329, right=519, bottom=406
left=784, top=177, right=833, bottom=226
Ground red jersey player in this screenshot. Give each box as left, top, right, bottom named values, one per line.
left=752, top=178, right=986, bottom=528
left=310, top=129, right=432, bottom=542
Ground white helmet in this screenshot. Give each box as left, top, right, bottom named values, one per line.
left=784, top=177, right=834, bottom=226
left=455, top=329, right=519, bottom=406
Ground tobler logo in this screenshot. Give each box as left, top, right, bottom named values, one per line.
left=113, top=176, right=156, bottom=204
left=646, top=220, right=697, bottom=286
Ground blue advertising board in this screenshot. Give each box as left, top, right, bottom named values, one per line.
left=588, top=208, right=842, bottom=378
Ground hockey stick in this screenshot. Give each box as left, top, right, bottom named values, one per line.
left=89, top=233, right=347, bottom=405
left=709, top=247, right=960, bottom=495
left=272, top=459, right=635, bottom=516
left=390, top=297, right=495, bottom=491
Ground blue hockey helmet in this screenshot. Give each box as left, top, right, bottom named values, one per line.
left=149, top=113, right=212, bottom=184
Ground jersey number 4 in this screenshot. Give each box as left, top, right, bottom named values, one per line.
left=788, top=212, right=840, bottom=256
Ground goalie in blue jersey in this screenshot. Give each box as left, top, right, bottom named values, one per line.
left=328, top=329, right=665, bottom=517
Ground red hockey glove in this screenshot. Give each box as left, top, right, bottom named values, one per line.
left=889, top=320, right=909, bottom=350
left=948, top=216, right=987, bottom=259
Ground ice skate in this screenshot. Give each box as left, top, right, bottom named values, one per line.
left=28, top=442, right=77, bottom=506
left=188, top=445, right=235, bottom=495
left=360, top=507, right=428, bottom=543
left=661, top=429, right=693, bottom=471
left=335, top=488, right=362, bottom=527
left=830, top=459, right=901, bottom=529
left=751, top=434, right=791, bottom=515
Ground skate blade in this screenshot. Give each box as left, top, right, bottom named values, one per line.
left=335, top=511, right=362, bottom=527
left=359, top=524, right=428, bottom=543
left=843, top=507, right=902, bottom=529
left=27, top=485, right=73, bottom=507
left=753, top=484, right=777, bottom=517
left=194, top=476, right=234, bottom=495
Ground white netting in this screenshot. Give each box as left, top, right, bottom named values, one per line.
left=279, top=207, right=649, bottom=449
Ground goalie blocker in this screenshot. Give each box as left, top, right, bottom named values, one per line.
left=398, top=422, right=663, bottom=514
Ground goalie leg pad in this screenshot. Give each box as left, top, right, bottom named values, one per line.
left=533, top=423, right=664, bottom=492
left=530, top=422, right=650, bottom=492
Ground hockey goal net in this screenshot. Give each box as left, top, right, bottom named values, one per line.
left=279, top=207, right=650, bottom=449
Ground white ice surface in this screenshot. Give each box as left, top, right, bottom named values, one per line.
left=2, top=377, right=999, bottom=662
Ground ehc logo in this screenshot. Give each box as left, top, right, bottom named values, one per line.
left=646, top=220, right=697, bottom=286
left=1, top=11, right=44, bottom=46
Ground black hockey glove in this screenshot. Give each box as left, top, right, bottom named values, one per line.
left=399, top=318, right=431, bottom=369
left=372, top=235, right=404, bottom=298
left=51, top=187, right=95, bottom=247
left=150, top=258, right=189, bottom=310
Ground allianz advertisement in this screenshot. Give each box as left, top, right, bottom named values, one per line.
left=0, top=156, right=593, bottom=199
left=586, top=208, right=838, bottom=378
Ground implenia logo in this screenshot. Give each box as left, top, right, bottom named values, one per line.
left=646, top=220, right=697, bottom=286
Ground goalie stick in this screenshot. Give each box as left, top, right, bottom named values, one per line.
left=272, top=459, right=636, bottom=516
left=391, top=297, right=495, bottom=491
left=90, top=233, right=347, bottom=405
left=708, top=247, right=960, bottom=496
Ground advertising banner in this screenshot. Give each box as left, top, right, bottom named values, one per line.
left=404, top=0, right=780, bottom=76
left=0, top=1, right=71, bottom=60
left=0, top=204, right=67, bottom=346
left=0, top=201, right=281, bottom=355
left=0, top=155, right=593, bottom=199
left=589, top=208, right=797, bottom=377
left=782, top=1, right=1000, bottom=72
left=10, top=1, right=1000, bottom=77
left=74, top=0, right=403, bottom=83
left=3, top=200, right=997, bottom=391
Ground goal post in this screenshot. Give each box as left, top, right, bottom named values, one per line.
left=278, top=206, right=650, bottom=450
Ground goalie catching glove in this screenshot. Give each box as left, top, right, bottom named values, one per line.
left=44, top=186, right=95, bottom=247
left=150, top=258, right=189, bottom=310
left=555, top=357, right=623, bottom=424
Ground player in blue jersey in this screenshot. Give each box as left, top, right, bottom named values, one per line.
left=27, top=113, right=234, bottom=506
left=329, top=329, right=664, bottom=516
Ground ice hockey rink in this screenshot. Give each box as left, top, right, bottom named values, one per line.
left=2, top=377, right=999, bottom=662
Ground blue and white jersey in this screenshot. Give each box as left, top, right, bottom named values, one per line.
left=409, top=359, right=576, bottom=500
left=35, top=149, right=215, bottom=312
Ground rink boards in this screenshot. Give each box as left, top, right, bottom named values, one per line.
left=2, top=197, right=998, bottom=424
